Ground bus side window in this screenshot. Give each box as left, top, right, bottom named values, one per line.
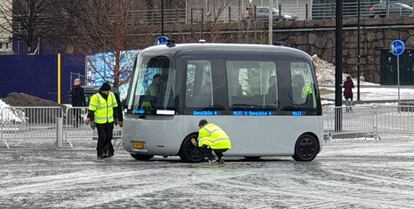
left=226, top=61, right=278, bottom=108
left=290, top=62, right=316, bottom=108
left=185, top=60, right=213, bottom=108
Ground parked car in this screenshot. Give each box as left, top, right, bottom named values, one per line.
left=245, top=6, right=297, bottom=21
left=369, top=2, right=414, bottom=18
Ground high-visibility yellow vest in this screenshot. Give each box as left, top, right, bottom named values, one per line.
left=88, top=92, right=118, bottom=124
left=198, top=123, right=232, bottom=150
left=301, top=85, right=313, bottom=98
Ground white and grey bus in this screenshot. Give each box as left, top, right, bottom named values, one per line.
left=123, top=43, right=323, bottom=162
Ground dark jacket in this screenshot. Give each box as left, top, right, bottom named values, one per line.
left=343, top=79, right=354, bottom=99
left=71, top=86, right=86, bottom=107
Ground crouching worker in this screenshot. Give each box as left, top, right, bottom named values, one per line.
left=191, top=119, right=232, bottom=164
left=85, top=82, right=120, bottom=160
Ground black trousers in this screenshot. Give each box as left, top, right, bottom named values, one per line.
left=96, top=123, right=114, bottom=156
left=199, top=147, right=228, bottom=161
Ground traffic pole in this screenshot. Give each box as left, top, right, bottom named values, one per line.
left=397, top=55, right=400, bottom=105
left=335, top=0, right=343, bottom=132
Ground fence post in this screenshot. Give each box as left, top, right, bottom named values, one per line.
left=254, top=6, right=257, bottom=20
left=1, top=108, right=5, bottom=149
left=150, top=9, right=154, bottom=24
left=191, top=8, right=193, bottom=25
left=228, top=7, right=231, bottom=23
left=56, top=117, right=63, bottom=148
left=191, top=8, right=194, bottom=41
left=306, top=4, right=309, bottom=20
left=279, top=4, right=282, bottom=18
left=176, top=8, right=179, bottom=22
left=201, top=8, right=204, bottom=40
left=332, top=3, right=335, bottom=20
left=372, top=106, right=377, bottom=134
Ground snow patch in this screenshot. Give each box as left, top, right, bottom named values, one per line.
left=0, top=99, right=25, bottom=123
left=312, top=55, right=377, bottom=86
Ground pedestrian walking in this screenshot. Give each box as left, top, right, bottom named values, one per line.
left=71, top=78, right=86, bottom=127
left=86, top=82, right=120, bottom=159
left=191, top=119, right=232, bottom=164
left=343, top=75, right=355, bottom=112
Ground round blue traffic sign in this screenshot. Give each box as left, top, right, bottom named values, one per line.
left=391, top=40, right=405, bottom=56
left=155, top=36, right=169, bottom=45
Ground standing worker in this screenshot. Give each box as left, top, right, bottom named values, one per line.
left=70, top=78, right=86, bottom=127
left=86, top=82, right=120, bottom=159
left=191, top=119, right=232, bottom=164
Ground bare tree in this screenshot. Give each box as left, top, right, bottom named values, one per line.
left=204, top=0, right=231, bottom=42
left=68, top=0, right=139, bottom=87
left=0, top=0, right=62, bottom=54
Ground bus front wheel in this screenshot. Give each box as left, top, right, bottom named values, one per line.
left=179, top=134, right=205, bottom=163
left=292, top=134, right=319, bottom=161
left=130, top=153, right=153, bottom=161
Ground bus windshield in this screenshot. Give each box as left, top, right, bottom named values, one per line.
left=128, top=55, right=178, bottom=115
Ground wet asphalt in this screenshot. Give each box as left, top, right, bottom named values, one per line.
left=1, top=135, right=414, bottom=209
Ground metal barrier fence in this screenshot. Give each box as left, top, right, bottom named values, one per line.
left=188, top=0, right=414, bottom=23
left=0, top=107, right=63, bottom=148
left=0, top=106, right=122, bottom=149
left=375, top=105, right=414, bottom=134
left=125, top=8, right=187, bottom=24
left=324, top=105, right=377, bottom=141
left=323, top=105, right=414, bottom=141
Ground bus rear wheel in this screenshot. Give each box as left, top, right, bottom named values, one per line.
left=292, top=134, right=319, bottom=162
left=130, top=153, right=153, bottom=161
left=179, top=134, right=205, bottom=163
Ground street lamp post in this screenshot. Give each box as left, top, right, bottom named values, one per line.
left=161, top=0, right=164, bottom=36
left=335, top=0, right=343, bottom=132
left=357, top=0, right=361, bottom=101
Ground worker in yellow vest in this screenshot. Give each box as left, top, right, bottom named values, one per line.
left=191, top=119, right=232, bottom=164
left=86, top=82, right=121, bottom=159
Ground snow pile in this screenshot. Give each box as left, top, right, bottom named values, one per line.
left=0, top=99, right=26, bottom=123
left=312, top=55, right=365, bottom=85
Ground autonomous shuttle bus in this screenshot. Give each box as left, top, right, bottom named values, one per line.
left=123, top=43, right=323, bottom=162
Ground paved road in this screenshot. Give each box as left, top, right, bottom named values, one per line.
left=1, top=135, right=414, bottom=209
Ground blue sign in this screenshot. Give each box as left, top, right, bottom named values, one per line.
left=391, top=40, right=405, bottom=56
left=155, top=36, right=169, bottom=45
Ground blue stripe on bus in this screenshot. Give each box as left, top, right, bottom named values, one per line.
left=132, top=109, right=145, bottom=114
left=192, top=111, right=218, bottom=116
left=232, top=111, right=272, bottom=116
left=292, top=111, right=303, bottom=116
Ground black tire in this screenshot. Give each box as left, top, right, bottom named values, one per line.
left=244, top=156, right=261, bottom=161
left=130, top=153, right=153, bottom=161
left=179, top=134, right=205, bottom=163
left=292, top=134, right=320, bottom=162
